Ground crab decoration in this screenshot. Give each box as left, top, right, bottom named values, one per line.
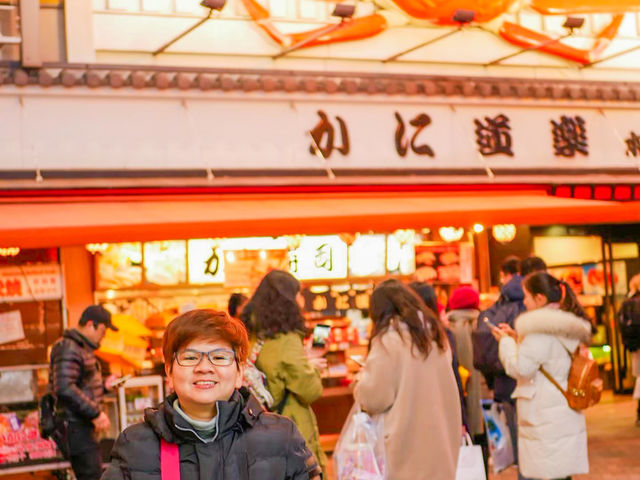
left=239, top=0, right=640, bottom=65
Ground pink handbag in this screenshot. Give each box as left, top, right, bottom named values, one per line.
left=160, top=438, right=180, bottom=480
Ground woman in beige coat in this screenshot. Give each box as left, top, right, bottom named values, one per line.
left=354, top=279, right=461, bottom=480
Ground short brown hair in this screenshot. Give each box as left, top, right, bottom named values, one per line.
left=162, top=309, right=249, bottom=371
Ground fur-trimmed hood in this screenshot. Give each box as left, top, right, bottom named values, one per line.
left=515, top=307, right=592, bottom=344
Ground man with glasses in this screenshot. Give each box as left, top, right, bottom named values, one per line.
left=102, top=309, right=322, bottom=480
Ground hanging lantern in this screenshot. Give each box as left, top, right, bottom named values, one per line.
left=338, top=233, right=357, bottom=246
left=492, top=224, right=517, bottom=244
left=86, top=243, right=109, bottom=255
left=438, top=227, right=464, bottom=243
left=0, top=247, right=20, bottom=257
left=393, top=229, right=415, bottom=246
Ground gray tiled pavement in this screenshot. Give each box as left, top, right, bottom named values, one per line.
left=490, top=392, right=640, bottom=480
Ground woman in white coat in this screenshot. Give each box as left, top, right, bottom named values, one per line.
left=492, top=272, right=592, bottom=480
left=354, top=279, right=461, bottom=480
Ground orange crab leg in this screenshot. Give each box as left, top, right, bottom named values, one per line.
left=499, top=14, right=624, bottom=65
left=531, top=0, right=640, bottom=15
left=240, top=0, right=388, bottom=48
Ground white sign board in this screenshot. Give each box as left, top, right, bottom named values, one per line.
left=2, top=95, right=640, bottom=175
left=290, top=235, right=348, bottom=280
left=0, top=263, right=63, bottom=302
left=0, top=310, right=25, bottom=345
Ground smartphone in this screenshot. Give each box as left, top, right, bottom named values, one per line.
left=312, top=324, right=331, bottom=347
left=111, top=374, right=133, bottom=388
left=483, top=318, right=501, bottom=333
left=349, top=354, right=365, bottom=367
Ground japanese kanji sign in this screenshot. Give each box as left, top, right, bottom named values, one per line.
left=0, top=264, right=62, bottom=302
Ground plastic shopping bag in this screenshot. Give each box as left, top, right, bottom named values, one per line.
left=455, top=434, right=486, bottom=480
left=334, top=404, right=386, bottom=480
left=481, top=399, right=514, bottom=474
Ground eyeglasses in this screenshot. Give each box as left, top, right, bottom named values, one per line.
left=174, top=348, right=236, bottom=367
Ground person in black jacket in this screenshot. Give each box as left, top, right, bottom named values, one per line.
left=101, top=309, right=321, bottom=480
left=620, top=273, right=640, bottom=427
left=472, top=257, right=527, bottom=478
left=409, top=281, right=469, bottom=434
left=49, top=305, right=120, bottom=480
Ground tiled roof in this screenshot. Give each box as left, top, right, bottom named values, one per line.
left=3, top=63, right=640, bottom=101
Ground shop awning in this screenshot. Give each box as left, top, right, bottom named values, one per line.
left=2, top=190, right=640, bottom=248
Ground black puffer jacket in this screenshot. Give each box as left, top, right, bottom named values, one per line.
left=101, top=389, right=322, bottom=480
left=49, top=329, right=104, bottom=421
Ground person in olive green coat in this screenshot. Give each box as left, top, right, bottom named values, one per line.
left=243, top=270, right=328, bottom=474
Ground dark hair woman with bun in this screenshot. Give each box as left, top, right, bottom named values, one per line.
left=491, top=272, right=592, bottom=480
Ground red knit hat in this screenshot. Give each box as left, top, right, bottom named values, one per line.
left=448, top=286, right=480, bottom=310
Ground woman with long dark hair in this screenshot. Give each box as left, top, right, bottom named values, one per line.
left=354, top=279, right=461, bottom=480
left=242, top=270, right=327, bottom=474
left=492, top=272, right=592, bottom=480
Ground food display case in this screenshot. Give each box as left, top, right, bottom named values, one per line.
left=0, top=365, right=67, bottom=475
left=117, top=375, right=164, bottom=430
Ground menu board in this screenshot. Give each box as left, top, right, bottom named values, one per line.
left=96, top=243, right=142, bottom=290
left=0, top=406, right=61, bottom=468
left=224, top=250, right=289, bottom=288
left=0, top=301, right=63, bottom=366
left=144, top=241, right=187, bottom=286
left=547, top=266, right=584, bottom=295
left=414, top=243, right=473, bottom=284
left=582, top=262, right=627, bottom=296
left=0, top=264, right=62, bottom=303
left=348, top=235, right=386, bottom=278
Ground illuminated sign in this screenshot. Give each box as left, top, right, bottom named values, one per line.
left=290, top=235, right=348, bottom=280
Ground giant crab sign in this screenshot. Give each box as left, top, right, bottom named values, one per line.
left=239, top=0, right=640, bottom=64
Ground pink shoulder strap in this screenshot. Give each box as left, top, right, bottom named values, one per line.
left=160, top=438, right=180, bottom=480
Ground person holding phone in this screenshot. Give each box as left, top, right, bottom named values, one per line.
left=491, top=272, right=592, bottom=480
left=242, top=270, right=328, bottom=475
left=353, top=279, right=461, bottom=480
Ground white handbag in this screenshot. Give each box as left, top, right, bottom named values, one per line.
left=455, top=434, right=486, bottom=480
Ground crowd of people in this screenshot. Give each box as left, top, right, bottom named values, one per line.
left=43, top=257, right=640, bottom=480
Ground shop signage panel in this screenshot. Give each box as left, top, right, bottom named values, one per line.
left=223, top=249, right=289, bottom=287
left=5, top=96, right=640, bottom=176
left=0, top=264, right=62, bottom=302
left=414, top=243, right=473, bottom=284
left=143, top=240, right=187, bottom=285
left=187, top=239, right=225, bottom=285
left=290, top=235, right=348, bottom=280
left=96, top=243, right=143, bottom=290
left=387, top=232, right=416, bottom=276
left=348, top=234, right=386, bottom=278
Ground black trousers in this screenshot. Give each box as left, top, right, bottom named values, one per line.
left=67, top=420, right=102, bottom=480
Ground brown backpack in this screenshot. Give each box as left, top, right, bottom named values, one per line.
left=539, top=342, right=603, bottom=411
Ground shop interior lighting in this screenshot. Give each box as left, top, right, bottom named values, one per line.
left=473, top=224, right=485, bottom=234
left=439, top=226, right=465, bottom=243
left=226, top=251, right=236, bottom=263
left=0, top=247, right=20, bottom=257
left=273, top=3, right=355, bottom=59
left=485, top=16, right=584, bottom=66
left=152, top=0, right=227, bottom=56
left=384, top=9, right=476, bottom=62
left=259, top=250, right=267, bottom=260
left=85, top=243, right=109, bottom=255
left=492, top=224, right=517, bottom=244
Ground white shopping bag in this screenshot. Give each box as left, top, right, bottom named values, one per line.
left=481, top=399, right=514, bottom=474
left=455, top=434, right=486, bottom=480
